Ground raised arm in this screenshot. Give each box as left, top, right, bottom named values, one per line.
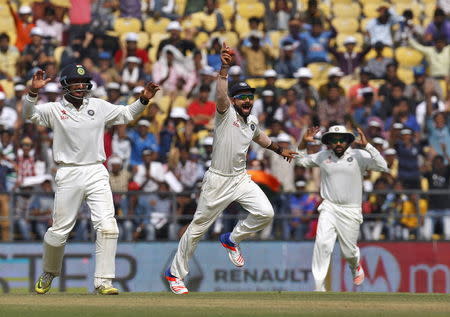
left=355, top=127, right=389, bottom=172
left=23, top=69, right=52, bottom=124
left=216, top=42, right=232, bottom=113
left=295, top=126, right=321, bottom=167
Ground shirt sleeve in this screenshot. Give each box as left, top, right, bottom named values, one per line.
left=23, top=95, right=53, bottom=128
left=294, top=149, right=320, bottom=168
left=360, top=143, right=389, bottom=172
left=102, top=98, right=147, bottom=126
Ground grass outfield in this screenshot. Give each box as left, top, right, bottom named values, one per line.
left=0, top=292, right=449, bottom=317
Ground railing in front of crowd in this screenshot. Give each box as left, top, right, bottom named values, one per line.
left=1, top=189, right=450, bottom=242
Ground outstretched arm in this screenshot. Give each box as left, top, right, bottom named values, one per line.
left=216, top=42, right=232, bottom=113
left=253, top=132, right=297, bottom=163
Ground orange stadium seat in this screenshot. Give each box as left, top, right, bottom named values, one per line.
left=395, top=47, right=423, bottom=68
left=114, top=17, right=142, bottom=35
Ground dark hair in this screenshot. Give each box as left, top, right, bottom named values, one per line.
left=434, top=8, right=445, bottom=17
left=386, top=61, right=398, bottom=69
left=435, top=35, right=447, bottom=44
left=199, top=84, right=211, bottom=92
left=0, top=33, right=9, bottom=42
left=249, top=17, right=260, bottom=24
left=392, top=81, right=406, bottom=90
left=311, top=18, right=322, bottom=26
left=44, top=6, right=55, bottom=16
left=327, top=83, right=340, bottom=90
left=403, top=9, right=413, bottom=19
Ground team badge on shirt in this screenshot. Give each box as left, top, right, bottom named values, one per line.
left=347, top=157, right=353, bottom=162
left=250, top=123, right=255, bottom=131
left=88, top=110, right=95, bottom=116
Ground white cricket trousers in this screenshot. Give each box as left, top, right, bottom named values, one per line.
left=312, top=200, right=362, bottom=291
left=43, top=163, right=118, bottom=281
left=171, top=169, right=274, bottom=279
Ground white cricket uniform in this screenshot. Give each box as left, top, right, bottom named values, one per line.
left=295, top=143, right=388, bottom=291
left=170, top=105, right=274, bottom=279
left=24, top=94, right=147, bottom=283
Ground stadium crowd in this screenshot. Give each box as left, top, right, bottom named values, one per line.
left=0, top=0, right=449, bottom=242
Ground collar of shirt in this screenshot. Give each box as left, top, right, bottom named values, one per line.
left=61, top=96, right=89, bottom=112
left=329, top=147, right=352, bottom=160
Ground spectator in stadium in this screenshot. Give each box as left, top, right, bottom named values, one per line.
left=281, top=17, right=310, bottom=52
left=275, top=40, right=304, bottom=78
left=37, top=82, right=61, bottom=104
left=378, top=63, right=405, bottom=100
left=119, top=0, right=141, bottom=18
left=251, top=90, right=278, bottom=129
left=15, top=137, right=45, bottom=189
left=98, top=52, right=122, bottom=84
left=60, top=35, right=88, bottom=68
left=395, top=128, right=422, bottom=189
left=13, top=181, right=33, bottom=240
left=0, top=33, right=19, bottom=81
left=242, top=17, right=272, bottom=47
left=378, top=82, right=406, bottom=120
left=228, top=65, right=243, bottom=88
left=416, top=83, right=446, bottom=130
left=29, top=176, right=54, bottom=240
left=291, top=67, right=320, bottom=109
left=0, top=92, right=17, bottom=130
left=405, top=66, right=443, bottom=106
left=240, top=31, right=274, bottom=77
left=318, top=67, right=345, bottom=99
left=385, top=97, right=420, bottom=133
left=256, top=69, right=283, bottom=100
left=7, top=1, right=35, bottom=52
left=36, top=6, right=64, bottom=45
left=318, top=83, right=348, bottom=128
left=288, top=179, right=319, bottom=240
left=0, top=149, right=13, bottom=240
left=300, top=18, right=335, bottom=65
left=365, top=41, right=394, bottom=80
left=129, top=119, right=158, bottom=167
left=422, top=154, right=450, bottom=240
left=20, top=27, right=55, bottom=77
left=348, top=68, right=377, bottom=110
left=399, top=191, right=427, bottom=240
left=175, top=147, right=204, bottom=190
left=364, top=3, right=404, bottom=47
left=105, top=82, right=127, bottom=105
left=329, top=36, right=371, bottom=76
left=68, top=0, right=92, bottom=42
left=187, top=84, right=215, bottom=130
left=423, top=8, right=450, bottom=44
left=121, top=56, right=145, bottom=94
left=394, top=9, right=423, bottom=47
left=111, top=125, right=132, bottom=169
left=362, top=177, right=391, bottom=241
left=266, top=0, right=295, bottom=31
left=157, top=21, right=196, bottom=58
left=114, top=32, right=150, bottom=71
left=409, top=34, right=450, bottom=80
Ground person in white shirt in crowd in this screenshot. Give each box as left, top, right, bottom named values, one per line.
left=295, top=125, right=389, bottom=291
left=35, top=6, right=64, bottom=45
left=0, top=92, right=17, bottom=130
left=24, top=64, right=160, bottom=295
left=164, top=42, right=297, bottom=295
left=365, top=3, right=404, bottom=47
left=38, top=82, right=61, bottom=104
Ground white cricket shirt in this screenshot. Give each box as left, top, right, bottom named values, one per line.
left=24, top=95, right=147, bottom=165
left=295, top=144, right=389, bottom=207
left=210, top=106, right=261, bottom=175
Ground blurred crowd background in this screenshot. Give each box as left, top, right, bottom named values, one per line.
left=0, top=0, right=449, bottom=242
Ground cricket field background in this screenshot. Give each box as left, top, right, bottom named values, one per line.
left=1, top=241, right=449, bottom=316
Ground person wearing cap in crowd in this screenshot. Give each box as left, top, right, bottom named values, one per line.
left=114, top=32, right=150, bottom=71
left=98, top=51, right=122, bottom=84
left=425, top=108, right=450, bottom=161
left=385, top=96, right=420, bottom=133
left=243, top=17, right=272, bottom=47
left=174, top=146, right=205, bottom=190
left=20, top=27, right=55, bottom=76
left=121, top=56, right=145, bottom=93
left=388, top=122, right=404, bottom=145
left=0, top=33, right=19, bottom=81
left=275, top=39, right=304, bottom=79
left=189, top=65, right=217, bottom=101
left=205, top=36, right=224, bottom=72
left=365, top=41, right=394, bottom=80
left=371, top=148, right=398, bottom=185
left=318, top=67, right=345, bottom=99
left=228, top=65, right=243, bottom=88
left=372, top=137, right=388, bottom=153
left=291, top=67, right=320, bottom=109
left=157, top=20, right=196, bottom=59
left=153, top=45, right=196, bottom=96
left=318, top=83, right=348, bottom=128
left=129, top=119, right=158, bottom=167
left=5, top=83, right=26, bottom=110
left=164, top=42, right=297, bottom=295
left=0, top=92, right=17, bottom=130
left=255, top=69, right=283, bottom=99
left=366, top=118, right=385, bottom=140
left=38, top=82, right=60, bottom=104
left=36, top=6, right=64, bottom=45
left=395, top=128, right=422, bottom=189
left=329, top=36, right=372, bottom=76
left=364, top=2, right=404, bottom=47
left=7, top=1, right=35, bottom=52
left=106, top=82, right=127, bottom=105
left=187, top=84, right=216, bottom=130
left=267, top=132, right=296, bottom=192
left=240, top=31, right=274, bottom=77
left=24, top=64, right=160, bottom=295
left=394, top=9, right=424, bottom=47
left=288, top=178, right=320, bottom=240
left=404, top=65, right=443, bottom=106
left=296, top=125, right=389, bottom=291
left=251, top=89, right=278, bottom=129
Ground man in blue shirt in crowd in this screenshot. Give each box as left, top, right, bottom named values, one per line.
left=129, top=119, right=158, bottom=167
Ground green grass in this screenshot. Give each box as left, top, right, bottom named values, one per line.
left=0, top=292, right=449, bottom=317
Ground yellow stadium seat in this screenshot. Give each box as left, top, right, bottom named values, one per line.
left=275, top=78, right=297, bottom=90
left=359, top=0, right=380, bottom=5
left=144, top=17, right=170, bottom=34
left=369, top=79, right=386, bottom=88
left=121, top=32, right=149, bottom=50
left=332, top=0, right=353, bottom=4
left=394, top=3, right=422, bottom=17
left=173, top=95, right=188, bottom=108
left=211, top=31, right=239, bottom=48
left=397, top=67, right=414, bottom=85
left=0, top=79, right=14, bottom=99
left=234, top=17, right=250, bottom=37
left=219, top=3, right=234, bottom=20
left=114, top=17, right=142, bottom=35
left=50, top=0, right=71, bottom=8
left=307, top=63, right=333, bottom=82
left=269, top=30, right=288, bottom=48
left=332, top=3, right=361, bottom=18
left=53, top=45, right=65, bottom=67
left=236, top=2, right=265, bottom=19
left=438, top=80, right=448, bottom=99
left=392, top=0, right=415, bottom=3
left=190, top=11, right=218, bottom=33
left=246, top=78, right=266, bottom=89
left=364, top=47, right=394, bottom=61
left=150, top=32, right=169, bottom=48
left=339, top=76, right=359, bottom=94
left=194, top=31, right=209, bottom=48
left=332, top=18, right=359, bottom=34
left=362, top=3, right=379, bottom=18
left=424, top=3, right=435, bottom=17
left=175, top=0, right=187, bottom=16
left=395, top=46, right=423, bottom=68
left=360, top=17, right=372, bottom=31
left=319, top=3, right=331, bottom=18
left=422, top=16, right=432, bottom=28
left=148, top=46, right=157, bottom=63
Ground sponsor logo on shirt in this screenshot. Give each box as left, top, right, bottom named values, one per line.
left=60, top=109, right=68, bottom=120
left=233, top=120, right=240, bottom=128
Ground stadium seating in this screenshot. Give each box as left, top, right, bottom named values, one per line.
left=113, top=17, right=142, bottom=35
left=53, top=45, right=65, bottom=68
left=362, top=3, right=379, bottom=18
left=364, top=47, right=394, bottom=61
left=120, top=32, right=149, bottom=50
left=144, top=17, right=171, bottom=34
left=332, top=18, right=359, bottom=34
left=394, top=3, right=422, bottom=17
left=275, top=78, right=297, bottom=90
left=332, top=3, right=361, bottom=18
left=395, top=46, right=423, bottom=68
left=335, top=32, right=364, bottom=50
left=234, top=17, right=251, bottom=38
left=0, top=79, right=14, bottom=99
left=219, top=3, right=234, bottom=21
left=307, top=63, right=333, bottom=83
left=246, top=78, right=266, bottom=90
left=397, top=67, right=414, bottom=84
left=211, top=31, right=239, bottom=49
left=236, top=2, right=265, bottom=19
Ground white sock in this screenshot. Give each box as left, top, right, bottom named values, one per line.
left=94, top=277, right=112, bottom=288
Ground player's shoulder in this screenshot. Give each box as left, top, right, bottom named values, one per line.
left=351, top=148, right=371, bottom=159
left=247, top=114, right=259, bottom=125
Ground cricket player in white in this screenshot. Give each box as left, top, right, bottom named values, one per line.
left=164, top=43, right=297, bottom=294
left=24, top=64, right=160, bottom=295
left=296, top=126, right=389, bottom=291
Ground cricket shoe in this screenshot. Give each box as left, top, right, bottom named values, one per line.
left=353, top=264, right=365, bottom=286
left=35, top=272, right=55, bottom=294
left=219, top=232, right=245, bottom=267
left=95, top=285, right=119, bottom=295
left=165, top=268, right=188, bottom=295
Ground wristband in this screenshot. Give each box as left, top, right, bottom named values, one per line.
left=140, top=96, right=150, bottom=105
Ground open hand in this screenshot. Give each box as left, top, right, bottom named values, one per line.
left=280, top=149, right=298, bottom=163
left=303, top=126, right=321, bottom=143
left=141, top=82, right=160, bottom=100
left=354, top=127, right=368, bottom=147
left=30, top=69, right=52, bottom=91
